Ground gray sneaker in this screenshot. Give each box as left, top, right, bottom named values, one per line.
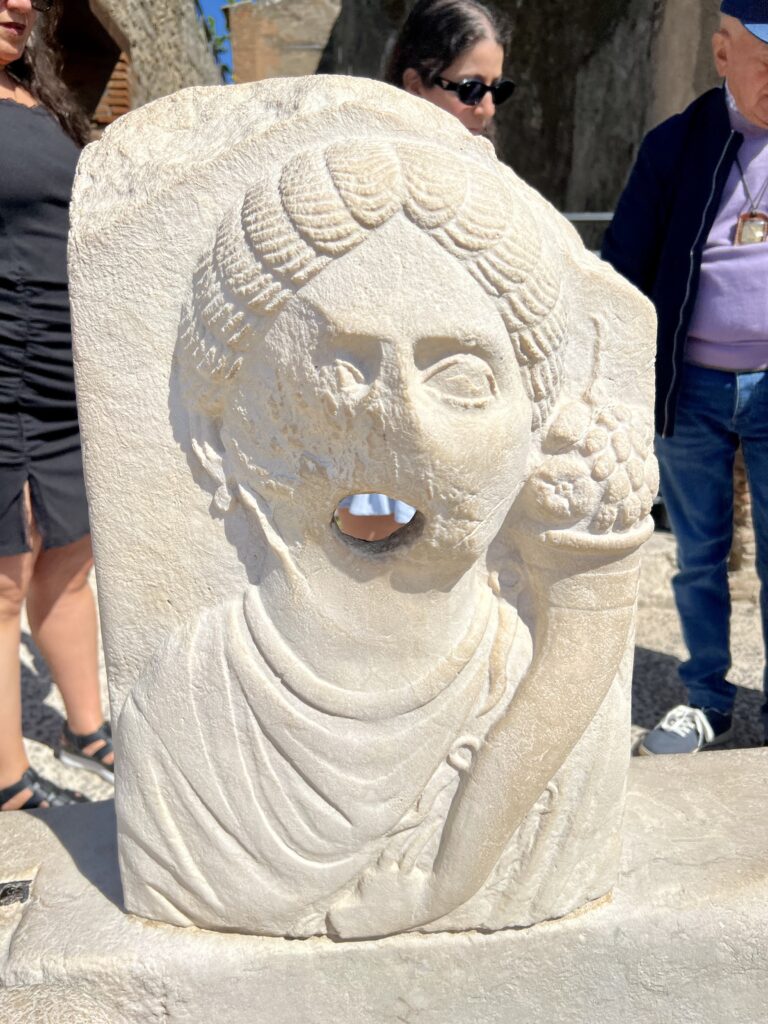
left=638, top=705, right=734, bottom=756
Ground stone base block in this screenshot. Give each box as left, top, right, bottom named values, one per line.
left=1, top=750, right=767, bottom=1023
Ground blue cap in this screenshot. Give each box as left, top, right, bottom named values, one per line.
left=721, top=0, right=768, bottom=43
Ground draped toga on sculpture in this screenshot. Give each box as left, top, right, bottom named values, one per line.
left=68, top=78, right=657, bottom=940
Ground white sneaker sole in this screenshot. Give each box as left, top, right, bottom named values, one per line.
left=637, top=726, right=735, bottom=756
left=55, top=748, right=115, bottom=785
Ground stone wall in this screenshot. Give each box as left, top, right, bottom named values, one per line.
left=564, top=0, right=721, bottom=215
left=228, top=0, right=342, bottom=83
left=89, top=0, right=221, bottom=107
left=317, top=0, right=401, bottom=81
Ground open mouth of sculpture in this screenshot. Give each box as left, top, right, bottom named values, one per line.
left=332, top=493, right=423, bottom=552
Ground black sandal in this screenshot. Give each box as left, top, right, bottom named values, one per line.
left=56, top=721, right=114, bottom=783
left=0, top=767, right=88, bottom=810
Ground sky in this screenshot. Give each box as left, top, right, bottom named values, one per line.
left=197, top=0, right=233, bottom=77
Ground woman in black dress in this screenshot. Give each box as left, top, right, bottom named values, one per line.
left=0, top=0, right=113, bottom=810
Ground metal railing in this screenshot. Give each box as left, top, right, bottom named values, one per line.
left=562, top=213, right=613, bottom=224
left=562, top=212, right=613, bottom=254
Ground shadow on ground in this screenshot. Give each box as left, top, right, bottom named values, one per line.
left=20, top=631, right=64, bottom=750
left=633, top=645, right=765, bottom=751
left=35, top=800, right=124, bottom=910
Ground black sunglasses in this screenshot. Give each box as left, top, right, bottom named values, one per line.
left=434, top=76, right=516, bottom=108
left=31, top=0, right=54, bottom=11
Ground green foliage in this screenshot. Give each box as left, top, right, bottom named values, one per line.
left=194, top=1, right=232, bottom=79
left=205, top=15, right=231, bottom=76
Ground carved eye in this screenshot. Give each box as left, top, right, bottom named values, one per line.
left=335, top=359, right=366, bottom=392
left=422, top=356, right=497, bottom=408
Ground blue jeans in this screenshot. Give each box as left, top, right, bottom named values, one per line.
left=656, top=363, right=768, bottom=731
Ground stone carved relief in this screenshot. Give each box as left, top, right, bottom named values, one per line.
left=68, top=78, right=657, bottom=940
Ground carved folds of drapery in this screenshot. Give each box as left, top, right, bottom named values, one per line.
left=69, top=77, right=657, bottom=939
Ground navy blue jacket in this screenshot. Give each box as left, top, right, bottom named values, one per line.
left=602, top=87, right=743, bottom=436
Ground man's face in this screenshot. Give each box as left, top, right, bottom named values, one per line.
left=713, top=15, right=768, bottom=128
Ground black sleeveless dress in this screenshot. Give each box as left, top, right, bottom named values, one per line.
left=0, top=100, right=89, bottom=556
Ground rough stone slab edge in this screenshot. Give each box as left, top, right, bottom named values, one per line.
left=1, top=750, right=767, bottom=1024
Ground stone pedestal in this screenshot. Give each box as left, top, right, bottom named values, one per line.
left=2, top=750, right=767, bottom=1023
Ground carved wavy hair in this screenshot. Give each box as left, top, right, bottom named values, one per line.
left=178, top=137, right=567, bottom=430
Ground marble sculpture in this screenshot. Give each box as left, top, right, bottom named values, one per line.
left=68, top=77, right=657, bottom=940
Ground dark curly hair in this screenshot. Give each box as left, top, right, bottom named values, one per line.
left=6, top=1, right=90, bottom=147
left=384, top=0, right=511, bottom=88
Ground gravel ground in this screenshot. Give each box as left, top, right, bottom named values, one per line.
left=19, top=530, right=766, bottom=802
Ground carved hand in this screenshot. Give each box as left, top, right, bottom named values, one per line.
left=327, top=865, right=435, bottom=940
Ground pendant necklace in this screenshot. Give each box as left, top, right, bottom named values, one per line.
left=734, top=155, right=768, bottom=245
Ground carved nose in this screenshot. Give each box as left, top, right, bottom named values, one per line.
left=362, top=380, right=427, bottom=450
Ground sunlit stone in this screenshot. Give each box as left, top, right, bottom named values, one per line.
left=69, top=76, right=657, bottom=940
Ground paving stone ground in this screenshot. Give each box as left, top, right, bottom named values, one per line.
left=20, top=529, right=766, bottom=803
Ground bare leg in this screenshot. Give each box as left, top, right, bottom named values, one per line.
left=0, top=495, right=39, bottom=808
left=25, top=533, right=112, bottom=766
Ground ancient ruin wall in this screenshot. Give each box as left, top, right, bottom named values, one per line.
left=228, top=0, right=342, bottom=82
left=90, top=0, right=221, bottom=106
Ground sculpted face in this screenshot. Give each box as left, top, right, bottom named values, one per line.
left=714, top=15, right=768, bottom=128
left=222, top=216, right=532, bottom=564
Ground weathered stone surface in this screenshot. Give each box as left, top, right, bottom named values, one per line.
left=2, top=750, right=768, bottom=1023
left=90, top=0, right=221, bottom=105
left=69, top=77, right=655, bottom=938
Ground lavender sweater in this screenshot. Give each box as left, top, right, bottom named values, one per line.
left=686, top=86, right=768, bottom=371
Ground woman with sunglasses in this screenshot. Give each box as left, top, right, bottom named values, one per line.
left=334, top=0, right=514, bottom=544
left=0, top=0, right=114, bottom=811
left=386, top=0, right=514, bottom=138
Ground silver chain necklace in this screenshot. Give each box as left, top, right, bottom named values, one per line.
left=737, top=155, right=768, bottom=211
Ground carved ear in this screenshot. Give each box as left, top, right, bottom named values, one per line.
left=188, top=410, right=234, bottom=513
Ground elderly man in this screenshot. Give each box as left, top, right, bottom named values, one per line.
left=603, top=0, right=768, bottom=754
